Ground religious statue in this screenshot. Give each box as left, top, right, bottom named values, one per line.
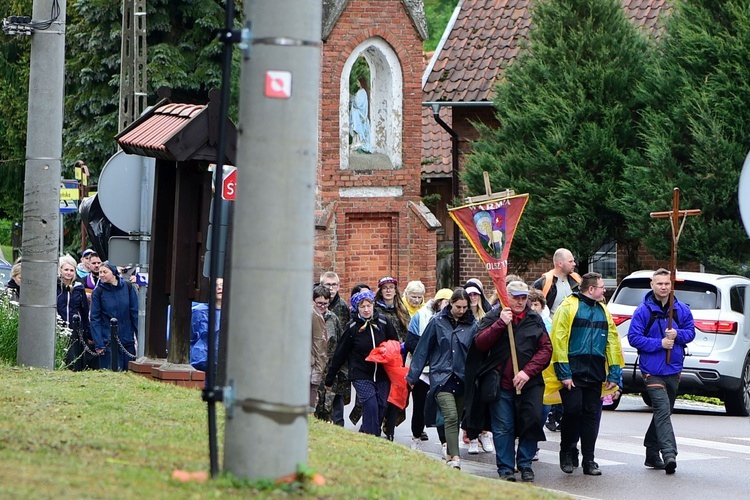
left=350, top=76, right=372, bottom=154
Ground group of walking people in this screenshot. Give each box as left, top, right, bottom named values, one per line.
left=315, top=247, right=695, bottom=483
left=12, top=249, right=139, bottom=371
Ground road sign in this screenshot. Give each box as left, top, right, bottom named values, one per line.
left=222, top=167, right=237, bottom=201
left=98, top=151, right=155, bottom=232
left=60, top=179, right=79, bottom=201
left=264, top=70, right=292, bottom=99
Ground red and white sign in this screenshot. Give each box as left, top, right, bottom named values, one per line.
left=264, top=70, right=292, bottom=99
left=222, top=167, right=237, bottom=201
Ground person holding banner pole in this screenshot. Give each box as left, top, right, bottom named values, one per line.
left=464, top=281, right=552, bottom=482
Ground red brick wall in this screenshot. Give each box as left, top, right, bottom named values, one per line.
left=314, top=0, right=437, bottom=300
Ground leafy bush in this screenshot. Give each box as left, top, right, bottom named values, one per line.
left=0, top=293, right=71, bottom=368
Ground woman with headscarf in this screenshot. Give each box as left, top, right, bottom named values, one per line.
left=325, top=290, right=399, bottom=436
left=90, top=261, right=138, bottom=371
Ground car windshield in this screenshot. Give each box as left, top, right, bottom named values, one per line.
left=610, top=277, right=719, bottom=310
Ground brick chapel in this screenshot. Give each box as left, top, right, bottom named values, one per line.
left=315, top=0, right=440, bottom=294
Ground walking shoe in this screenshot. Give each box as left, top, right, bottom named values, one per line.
left=519, top=467, right=535, bottom=482
left=532, top=448, right=539, bottom=461
left=583, top=461, right=601, bottom=476
left=478, top=432, right=495, bottom=453
left=559, top=451, right=574, bottom=474
left=420, top=431, right=429, bottom=441
left=410, top=437, right=422, bottom=451
left=644, top=455, right=665, bottom=469
left=446, top=459, right=461, bottom=470
left=664, top=457, right=677, bottom=475
left=572, top=448, right=580, bottom=468
left=545, top=413, right=558, bottom=431
left=468, top=439, right=480, bottom=454
left=499, top=471, right=516, bottom=482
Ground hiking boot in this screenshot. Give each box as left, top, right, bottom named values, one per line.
left=583, top=461, right=601, bottom=476
left=478, top=432, right=495, bottom=453
left=499, top=471, right=516, bottom=482
left=664, top=456, right=677, bottom=475
left=519, top=467, right=535, bottom=482
left=645, top=454, right=665, bottom=469
left=559, top=451, right=574, bottom=474
left=468, top=439, right=480, bottom=454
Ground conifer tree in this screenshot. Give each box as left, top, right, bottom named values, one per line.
left=463, top=0, right=653, bottom=267
left=623, top=0, right=750, bottom=273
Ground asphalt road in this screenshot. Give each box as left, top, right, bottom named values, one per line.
left=342, top=394, right=750, bottom=499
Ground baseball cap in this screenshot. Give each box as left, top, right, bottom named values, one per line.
left=465, top=285, right=481, bottom=295
left=434, top=288, right=453, bottom=301
left=82, top=249, right=95, bottom=257
left=507, top=281, right=530, bottom=296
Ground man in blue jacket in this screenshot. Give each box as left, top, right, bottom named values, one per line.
left=627, top=268, right=695, bottom=475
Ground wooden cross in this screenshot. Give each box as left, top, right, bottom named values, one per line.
left=650, top=187, right=701, bottom=363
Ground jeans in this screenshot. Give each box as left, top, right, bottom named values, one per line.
left=644, top=373, right=680, bottom=459
left=490, top=389, right=537, bottom=474
left=435, top=391, right=465, bottom=459
left=559, top=384, right=603, bottom=463
left=331, top=394, right=345, bottom=427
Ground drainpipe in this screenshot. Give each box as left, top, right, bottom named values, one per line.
left=430, top=104, right=460, bottom=287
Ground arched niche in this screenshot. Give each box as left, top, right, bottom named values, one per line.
left=340, top=37, right=403, bottom=170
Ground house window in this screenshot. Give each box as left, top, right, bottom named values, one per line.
left=589, top=241, right=617, bottom=287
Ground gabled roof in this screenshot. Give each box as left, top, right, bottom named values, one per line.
left=116, top=93, right=237, bottom=164
left=423, top=0, right=670, bottom=104
left=322, top=0, right=428, bottom=40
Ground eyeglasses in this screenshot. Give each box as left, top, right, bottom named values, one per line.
left=322, top=282, right=339, bottom=288
left=381, top=285, right=396, bottom=291
left=593, top=285, right=607, bottom=290
left=314, top=301, right=329, bottom=307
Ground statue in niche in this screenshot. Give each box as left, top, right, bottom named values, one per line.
left=349, top=76, right=372, bottom=154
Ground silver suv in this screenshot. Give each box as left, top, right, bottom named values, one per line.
left=607, top=271, right=750, bottom=416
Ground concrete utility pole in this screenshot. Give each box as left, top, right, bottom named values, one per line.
left=223, top=0, right=321, bottom=479
left=17, top=0, right=67, bottom=369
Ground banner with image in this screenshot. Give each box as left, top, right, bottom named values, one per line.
left=448, top=193, right=529, bottom=307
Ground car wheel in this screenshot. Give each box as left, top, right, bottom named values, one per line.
left=723, top=357, right=750, bottom=417
left=641, top=392, right=652, bottom=407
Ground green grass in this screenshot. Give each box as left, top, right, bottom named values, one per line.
left=0, top=366, right=563, bottom=498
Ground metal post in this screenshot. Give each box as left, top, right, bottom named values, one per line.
left=110, top=318, right=119, bottom=372
left=17, top=0, right=67, bottom=369
left=223, top=0, right=321, bottom=479
left=71, top=313, right=82, bottom=372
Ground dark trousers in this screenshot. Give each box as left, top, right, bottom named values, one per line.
left=410, top=379, right=429, bottom=438
left=559, top=384, right=603, bottom=463
left=644, top=373, right=680, bottom=459
left=352, top=379, right=389, bottom=436
left=331, top=394, right=345, bottom=427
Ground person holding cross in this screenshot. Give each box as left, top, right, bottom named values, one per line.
left=627, top=268, right=695, bottom=474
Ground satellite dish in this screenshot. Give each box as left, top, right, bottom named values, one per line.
left=98, top=151, right=155, bottom=233
left=740, top=151, right=750, bottom=238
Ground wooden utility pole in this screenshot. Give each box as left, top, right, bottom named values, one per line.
left=650, top=187, right=701, bottom=363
